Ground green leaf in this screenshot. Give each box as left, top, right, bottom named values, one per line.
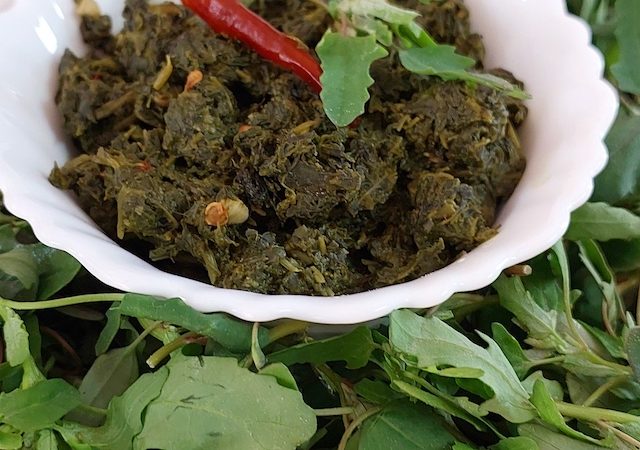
left=269, top=325, right=374, bottom=369
left=0, top=247, right=39, bottom=299
left=133, top=356, right=316, bottom=450
left=389, top=310, right=535, bottom=423
left=491, top=323, right=529, bottom=378
left=118, top=294, right=265, bottom=353
left=30, top=245, right=81, bottom=300
left=351, top=15, right=393, bottom=46
left=317, top=32, right=388, bottom=127
left=0, top=379, right=80, bottom=432
left=518, top=424, right=608, bottom=450
left=491, top=437, right=539, bottom=450
left=626, top=327, right=640, bottom=382
left=583, top=322, right=626, bottom=359
left=530, top=380, right=605, bottom=445
left=592, top=110, right=640, bottom=204
left=522, top=254, right=563, bottom=312
left=493, top=275, right=569, bottom=352
left=398, top=46, right=528, bottom=99
left=0, top=306, right=29, bottom=367
left=0, top=430, right=22, bottom=450
left=354, top=379, right=402, bottom=405
left=78, top=345, right=139, bottom=411
left=259, top=363, right=299, bottom=391
left=576, top=240, right=624, bottom=334
left=358, top=399, right=457, bottom=450
left=611, top=0, right=640, bottom=94
left=521, top=372, right=563, bottom=401
left=36, top=429, right=58, bottom=450
left=0, top=225, right=19, bottom=253
left=566, top=203, right=640, bottom=241
left=94, top=306, right=121, bottom=356
left=67, top=368, right=168, bottom=450
left=251, top=322, right=266, bottom=370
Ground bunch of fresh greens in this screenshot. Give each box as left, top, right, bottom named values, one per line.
left=1, top=0, right=640, bottom=448
left=316, top=0, right=527, bottom=126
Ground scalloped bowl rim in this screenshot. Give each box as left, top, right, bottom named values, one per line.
left=0, top=0, right=618, bottom=323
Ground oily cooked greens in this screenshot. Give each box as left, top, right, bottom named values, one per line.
left=50, top=0, right=526, bottom=295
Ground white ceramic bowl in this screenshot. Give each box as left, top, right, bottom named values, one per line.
left=0, top=0, right=617, bottom=323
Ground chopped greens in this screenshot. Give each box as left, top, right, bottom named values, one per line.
left=50, top=0, right=527, bottom=296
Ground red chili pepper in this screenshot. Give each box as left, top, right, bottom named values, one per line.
left=182, top=0, right=323, bottom=93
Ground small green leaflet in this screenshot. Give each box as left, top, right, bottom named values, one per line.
left=35, top=429, right=58, bottom=450
left=566, top=202, right=640, bottom=241
left=389, top=310, right=535, bottom=423
left=626, top=327, right=640, bottom=383
left=317, top=32, right=388, bottom=127
left=490, top=323, right=529, bottom=378
left=269, top=325, right=374, bottom=369
left=398, top=46, right=528, bottom=99
left=259, top=363, right=299, bottom=391
left=611, top=0, right=640, bottom=94
left=530, top=380, right=605, bottom=446
left=0, top=430, right=22, bottom=450
left=0, top=305, right=29, bottom=367
left=78, top=345, right=139, bottom=411
left=0, top=379, right=81, bottom=432
left=133, top=356, right=316, bottom=450
left=94, top=306, right=122, bottom=356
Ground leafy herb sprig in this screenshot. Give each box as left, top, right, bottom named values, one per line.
left=315, top=0, right=528, bottom=126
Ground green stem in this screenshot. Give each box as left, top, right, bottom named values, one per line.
left=582, top=375, right=628, bottom=407
left=556, top=401, right=640, bottom=424
left=267, top=320, right=308, bottom=344
left=316, top=364, right=350, bottom=429
left=314, top=406, right=356, bottom=417
left=146, top=331, right=199, bottom=368
left=525, top=356, right=566, bottom=370
left=76, top=403, right=107, bottom=417
left=337, top=407, right=382, bottom=450
left=0, top=293, right=124, bottom=310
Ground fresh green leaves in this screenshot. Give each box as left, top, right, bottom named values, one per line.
left=611, top=0, right=640, bottom=94
left=317, top=33, right=387, bottom=127
left=389, top=310, right=535, bottom=423
left=133, top=357, right=316, bottom=450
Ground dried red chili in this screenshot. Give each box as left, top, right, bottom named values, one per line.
left=182, top=0, right=322, bottom=93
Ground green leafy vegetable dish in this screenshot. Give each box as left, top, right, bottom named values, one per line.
left=50, top=0, right=528, bottom=296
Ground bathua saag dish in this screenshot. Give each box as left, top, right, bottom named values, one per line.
left=50, top=0, right=527, bottom=296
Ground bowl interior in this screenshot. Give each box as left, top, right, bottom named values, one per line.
left=0, top=0, right=617, bottom=323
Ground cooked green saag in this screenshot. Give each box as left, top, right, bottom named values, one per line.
left=50, top=0, right=526, bottom=295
